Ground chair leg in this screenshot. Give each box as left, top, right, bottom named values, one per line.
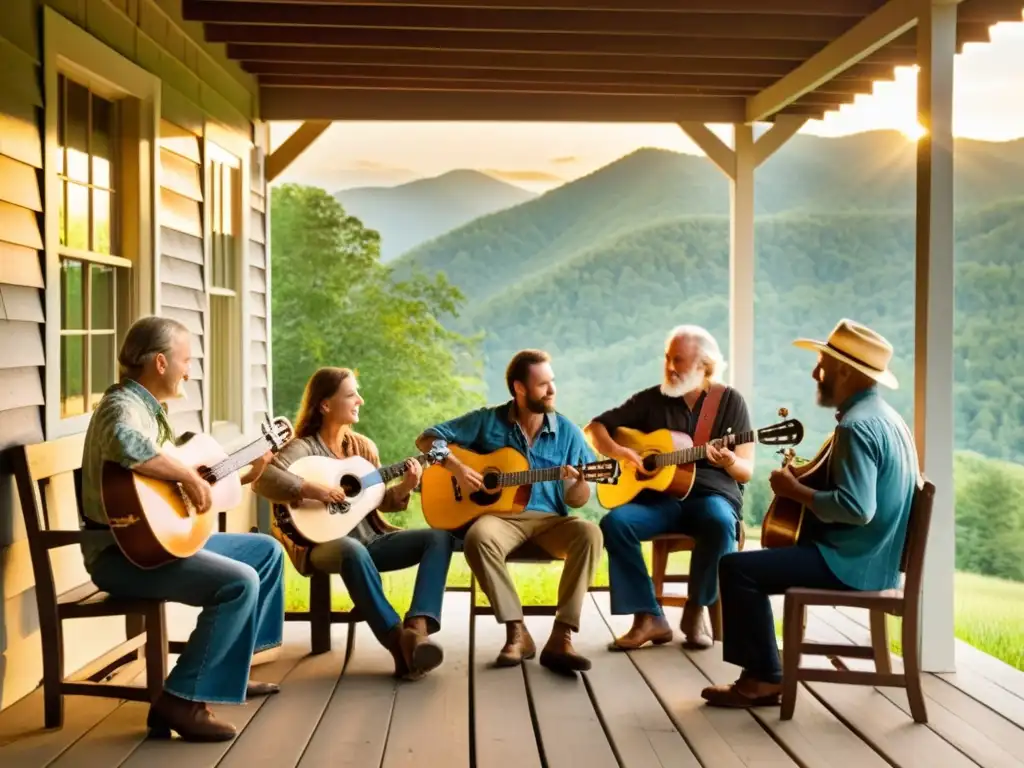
left=708, top=598, right=724, bottom=641
left=870, top=610, right=892, bottom=674
left=145, top=605, right=168, bottom=703
left=310, top=572, right=332, bottom=655
left=901, top=614, right=928, bottom=724
left=344, top=620, right=358, bottom=662
left=780, top=595, right=804, bottom=720
left=651, top=540, right=669, bottom=605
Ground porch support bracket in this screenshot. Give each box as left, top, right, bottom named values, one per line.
left=266, top=120, right=332, bottom=183
left=677, top=117, right=807, bottom=406
left=746, top=0, right=918, bottom=123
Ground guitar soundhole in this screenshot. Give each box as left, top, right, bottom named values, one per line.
left=339, top=475, right=361, bottom=497
left=641, top=455, right=658, bottom=474
left=482, top=471, right=501, bottom=491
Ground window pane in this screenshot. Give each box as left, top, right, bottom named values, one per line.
left=222, top=166, right=234, bottom=237
left=61, top=335, right=85, bottom=417
left=91, top=264, right=115, bottom=330
left=61, top=259, right=84, bottom=330
left=90, top=333, right=116, bottom=409
left=65, top=78, right=89, bottom=183
left=92, top=188, right=111, bottom=254
left=91, top=93, right=115, bottom=189
left=65, top=182, right=89, bottom=251
left=59, top=180, right=66, bottom=246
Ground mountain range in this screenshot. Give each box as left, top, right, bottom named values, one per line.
left=334, top=170, right=536, bottom=261
left=381, top=129, right=1024, bottom=466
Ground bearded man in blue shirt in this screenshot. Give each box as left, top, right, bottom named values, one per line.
left=701, top=319, right=918, bottom=708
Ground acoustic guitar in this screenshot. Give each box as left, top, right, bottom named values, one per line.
left=274, top=440, right=451, bottom=544
left=595, top=414, right=804, bottom=509
left=760, top=435, right=834, bottom=549
left=420, top=444, right=620, bottom=531
left=101, top=416, right=293, bottom=569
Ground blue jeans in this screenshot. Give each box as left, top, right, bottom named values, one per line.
left=600, top=491, right=739, bottom=615
left=308, top=528, right=454, bottom=644
left=719, top=543, right=848, bottom=683
left=86, top=533, right=285, bottom=705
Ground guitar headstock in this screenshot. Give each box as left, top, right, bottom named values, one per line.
left=262, top=415, right=294, bottom=453
left=424, top=439, right=450, bottom=467
left=756, top=417, right=804, bottom=448
left=580, top=459, right=621, bottom=485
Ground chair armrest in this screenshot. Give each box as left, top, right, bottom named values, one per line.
left=37, top=530, right=87, bottom=548
left=784, top=587, right=903, bottom=610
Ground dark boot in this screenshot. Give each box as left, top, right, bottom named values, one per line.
left=539, top=620, right=592, bottom=674
left=681, top=601, right=713, bottom=650
left=402, top=616, right=444, bottom=676
left=146, top=691, right=237, bottom=742
left=385, top=624, right=443, bottom=681
left=495, top=620, right=536, bottom=667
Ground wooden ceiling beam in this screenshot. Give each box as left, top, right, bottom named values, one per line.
left=243, top=63, right=880, bottom=94
left=259, top=86, right=833, bottom=121
left=218, top=0, right=890, bottom=14
left=228, top=44, right=907, bottom=80
left=256, top=74, right=858, bottom=105
left=265, top=120, right=332, bottom=181
left=204, top=24, right=985, bottom=58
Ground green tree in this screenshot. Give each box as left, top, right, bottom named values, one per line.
left=269, top=184, right=486, bottom=480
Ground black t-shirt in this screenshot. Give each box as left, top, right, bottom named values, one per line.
left=592, top=384, right=752, bottom=513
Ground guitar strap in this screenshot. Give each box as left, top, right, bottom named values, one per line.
left=693, top=382, right=727, bottom=447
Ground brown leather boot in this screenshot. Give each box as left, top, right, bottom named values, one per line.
left=539, top=620, right=592, bottom=674
left=495, top=620, right=536, bottom=667
left=385, top=624, right=444, bottom=680
left=608, top=612, right=674, bottom=651
left=146, top=691, right=237, bottom=742
left=680, top=601, right=713, bottom=650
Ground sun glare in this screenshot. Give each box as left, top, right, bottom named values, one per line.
left=901, top=123, right=928, bottom=141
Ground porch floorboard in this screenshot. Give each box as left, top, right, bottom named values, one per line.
left=2, top=591, right=1023, bottom=768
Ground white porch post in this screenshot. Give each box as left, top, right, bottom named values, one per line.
left=730, top=125, right=756, bottom=404
left=678, top=119, right=805, bottom=407
left=915, top=0, right=957, bottom=672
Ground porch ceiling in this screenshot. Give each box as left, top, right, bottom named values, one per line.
left=182, top=0, right=1024, bottom=122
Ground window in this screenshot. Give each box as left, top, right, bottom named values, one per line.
left=55, top=74, right=126, bottom=418
left=43, top=7, right=159, bottom=438
left=207, top=144, right=243, bottom=433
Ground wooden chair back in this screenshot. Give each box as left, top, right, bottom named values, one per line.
left=899, top=477, right=935, bottom=600
left=11, top=434, right=171, bottom=729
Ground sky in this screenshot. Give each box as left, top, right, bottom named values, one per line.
left=271, top=19, right=1024, bottom=194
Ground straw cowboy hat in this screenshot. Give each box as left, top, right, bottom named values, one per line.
left=793, top=319, right=899, bottom=389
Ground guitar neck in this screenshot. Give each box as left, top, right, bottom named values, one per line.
left=378, top=453, right=432, bottom=484
left=650, top=429, right=757, bottom=469
left=497, top=465, right=569, bottom=488
left=204, top=437, right=273, bottom=482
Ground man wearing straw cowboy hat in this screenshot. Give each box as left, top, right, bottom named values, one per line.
left=701, top=319, right=918, bottom=709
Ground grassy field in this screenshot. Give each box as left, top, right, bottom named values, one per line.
left=283, top=526, right=1024, bottom=673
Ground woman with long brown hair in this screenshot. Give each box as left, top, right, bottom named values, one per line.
left=253, top=367, right=454, bottom=680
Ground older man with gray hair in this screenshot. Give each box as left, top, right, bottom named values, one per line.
left=80, top=315, right=284, bottom=743
left=585, top=324, right=754, bottom=650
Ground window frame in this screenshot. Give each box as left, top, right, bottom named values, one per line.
left=202, top=127, right=252, bottom=443
left=43, top=8, right=160, bottom=439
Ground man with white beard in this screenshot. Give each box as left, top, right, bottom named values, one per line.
left=584, top=325, right=754, bottom=650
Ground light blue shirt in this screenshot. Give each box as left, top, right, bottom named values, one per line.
left=423, top=401, right=597, bottom=517
left=809, top=386, right=919, bottom=591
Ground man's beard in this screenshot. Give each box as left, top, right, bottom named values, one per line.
left=816, top=379, right=835, bottom=407
left=660, top=369, right=705, bottom=398
left=524, top=394, right=554, bottom=414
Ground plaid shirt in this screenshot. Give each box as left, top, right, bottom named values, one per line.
left=80, top=379, right=175, bottom=566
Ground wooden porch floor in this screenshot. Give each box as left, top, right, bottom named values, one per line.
left=2, top=590, right=1023, bottom=768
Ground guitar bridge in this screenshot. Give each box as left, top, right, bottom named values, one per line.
left=450, top=476, right=462, bottom=502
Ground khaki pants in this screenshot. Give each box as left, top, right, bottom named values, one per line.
left=462, top=512, right=603, bottom=631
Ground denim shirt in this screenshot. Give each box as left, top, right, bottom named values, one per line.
left=809, top=386, right=919, bottom=591
left=80, top=379, right=175, bottom=567
left=423, top=401, right=597, bottom=516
